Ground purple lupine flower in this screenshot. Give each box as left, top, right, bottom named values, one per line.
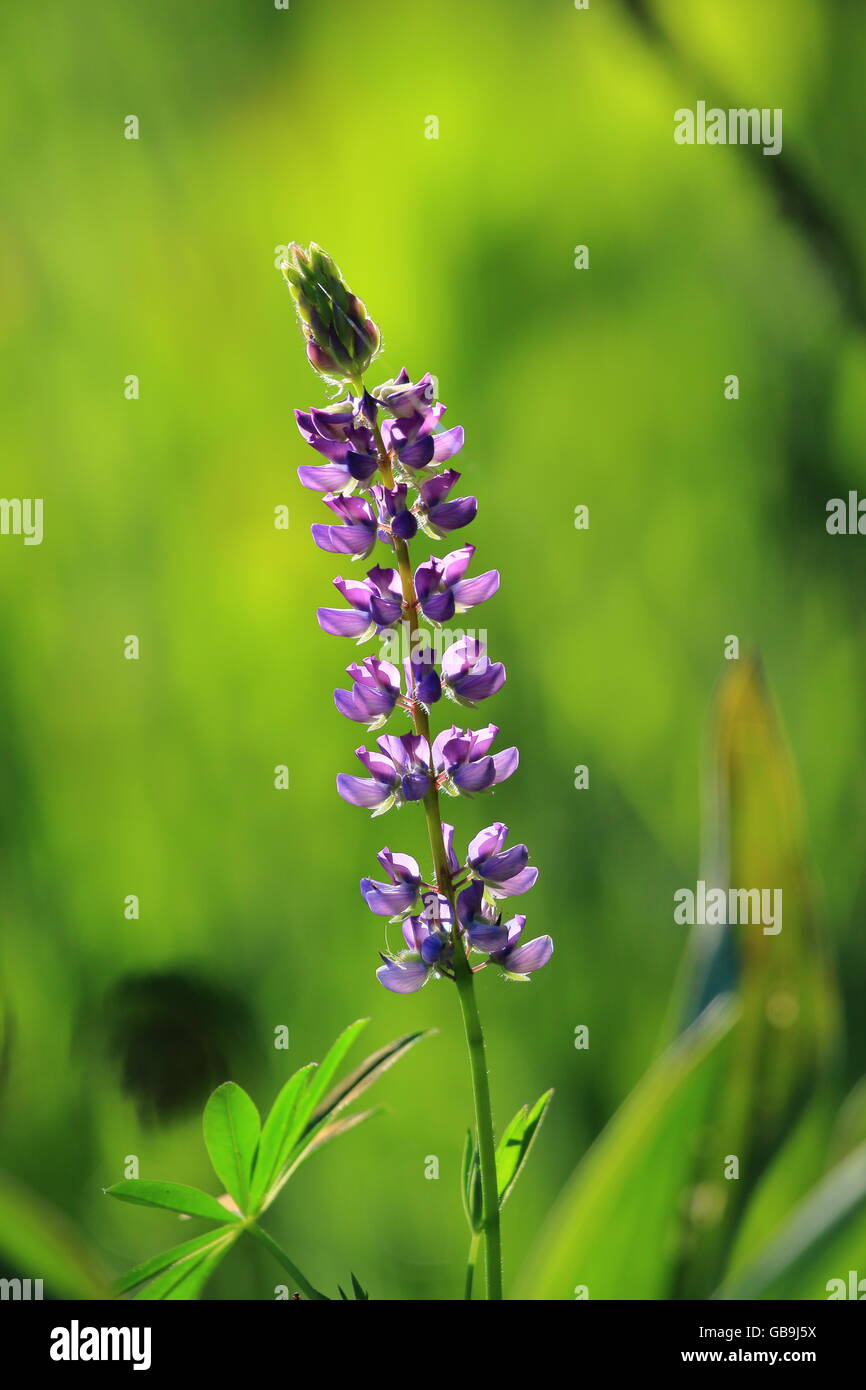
left=414, top=545, right=500, bottom=623
left=456, top=881, right=552, bottom=980
left=361, top=826, right=458, bottom=922
left=376, top=892, right=455, bottom=993
left=373, top=483, right=418, bottom=542
left=432, top=724, right=518, bottom=794
left=312, top=494, right=378, bottom=558
left=441, top=637, right=506, bottom=707
left=361, top=848, right=423, bottom=917
left=375, top=370, right=464, bottom=472
left=295, top=401, right=379, bottom=492
left=375, top=370, right=437, bottom=418
left=334, top=656, right=401, bottom=728
left=414, top=470, right=478, bottom=539
left=467, top=822, right=538, bottom=896
left=337, top=732, right=431, bottom=813
left=317, top=565, right=403, bottom=639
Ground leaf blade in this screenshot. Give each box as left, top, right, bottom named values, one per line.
left=105, top=1179, right=240, bottom=1224
left=202, top=1082, right=260, bottom=1214
left=134, top=1230, right=238, bottom=1301
left=249, top=1064, right=316, bottom=1211
left=495, top=1090, right=554, bottom=1210
left=116, top=1229, right=232, bottom=1295
left=515, top=998, right=736, bottom=1300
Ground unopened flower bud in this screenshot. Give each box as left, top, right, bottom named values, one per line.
left=282, top=242, right=381, bottom=385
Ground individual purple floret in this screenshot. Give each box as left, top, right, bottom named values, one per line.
left=375, top=370, right=464, bottom=473
left=432, top=724, right=518, bottom=795
left=414, top=545, right=500, bottom=623
left=441, top=637, right=506, bottom=707
left=334, top=656, right=401, bottom=728
left=467, top=822, right=539, bottom=896
left=373, top=483, right=418, bottom=542
left=312, top=494, right=378, bottom=557
left=317, top=566, right=403, bottom=639
left=404, top=650, right=442, bottom=706
left=376, top=892, right=455, bottom=993
left=361, top=848, right=423, bottom=917
left=457, top=883, right=552, bottom=980
left=337, top=733, right=432, bottom=813
left=414, top=470, right=477, bottom=540
left=295, top=402, right=379, bottom=493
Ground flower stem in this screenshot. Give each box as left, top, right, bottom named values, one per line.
left=248, top=1222, right=330, bottom=1301
left=370, top=411, right=503, bottom=1301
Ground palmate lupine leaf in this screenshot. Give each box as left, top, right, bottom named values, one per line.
left=202, top=1082, right=261, bottom=1214
left=107, top=1021, right=428, bottom=1298
left=103, top=1180, right=241, bottom=1224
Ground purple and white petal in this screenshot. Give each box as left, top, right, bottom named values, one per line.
left=499, top=935, right=553, bottom=978
left=452, top=570, right=500, bottom=611
left=376, top=956, right=430, bottom=993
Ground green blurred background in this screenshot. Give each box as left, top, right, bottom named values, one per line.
left=2, top=0, right=866, bottom=1299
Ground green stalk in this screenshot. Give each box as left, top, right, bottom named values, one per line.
left=248, top=1222, right=330, bottom=1301
left=369, top=410, right=503, bottom=1301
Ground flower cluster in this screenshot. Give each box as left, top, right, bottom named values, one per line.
left=285, top=244, right=552, bottom=993
left=366, top=825, right=551, bottom=993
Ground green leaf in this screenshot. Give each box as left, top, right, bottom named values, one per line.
left=304, top=1028, right=430, bottom=1135
left=338, top=1272, right=370, bottom=1300
left=724, top=1091, right=836, bottom=1280
left=291, top=1018, right=371, bottom=1138
left=105, top=1179, right=240, bottom=1224
left=248, top=1064, right=316, bottom=1212
left=461, top=1131, right=482, bottom=1234
left=496, top=1090, right=554, bottom=1211
left=716, top=1142, right=866, bottom=1300
left=202, top=1082, right=260, bottom=1214
left=292, top=1108, right=380, bottom=1167
left=134, top=1229, right=239, bottom=1301
left=0, top=1169, right=110, bottom=1299
left=117, top=1229, right=234, bottom=1295
left=676, top=659, right=841, bottom=1294
left=264, top=1028, right=430, bottom=1207
left=514, top=998, right=736, bottom=1301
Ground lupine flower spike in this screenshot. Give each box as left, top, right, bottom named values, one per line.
left=282, top=245, right=553, bottom=1302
